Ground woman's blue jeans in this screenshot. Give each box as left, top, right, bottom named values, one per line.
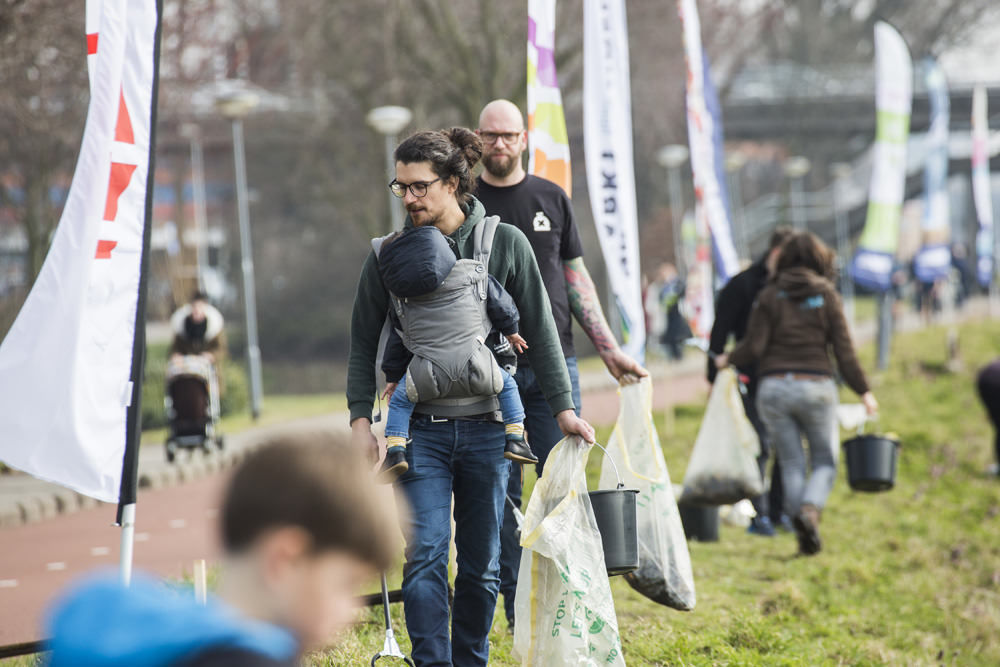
left=396, top=415, right=508, bottom=666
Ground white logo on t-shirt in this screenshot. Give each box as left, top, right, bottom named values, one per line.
left=532, top=211, right=552, bottom=232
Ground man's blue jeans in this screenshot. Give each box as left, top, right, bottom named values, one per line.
left=499, top=357, right=581, bottom=624
left=397, top=415, right=509, bottom=666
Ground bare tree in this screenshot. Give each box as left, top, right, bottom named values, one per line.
left=0, top=1, right=87, bottom=280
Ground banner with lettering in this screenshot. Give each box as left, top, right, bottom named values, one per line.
left=527, top=0, right=572, bottom=197
left=972, top=86, right=994, bottom=287
left=583, top=0, right=645, bottom=360
left=678, top=0, right=740, bottom=285
left=0, top=0, right=159, bottom=502
left=851, top=21, right=912, bottom=292
left=913, top=57, right=951, bottom=284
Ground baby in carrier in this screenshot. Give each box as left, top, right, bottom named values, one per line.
left=374, top=223, right=537, bottom=482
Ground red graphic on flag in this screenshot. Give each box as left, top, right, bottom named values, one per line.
left=95, top=240, right=118, bottom=259
left=115, top=89, right=134, bottom=144
left=103, top=163, right=137, bottom=222
left=87, top=33, right=98, bottom=55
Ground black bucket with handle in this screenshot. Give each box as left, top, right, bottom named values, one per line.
left=843, top=422, right=899, bottom=492
left=589, top=442, right=639, bottom=576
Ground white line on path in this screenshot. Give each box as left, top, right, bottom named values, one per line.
left=169, top=519, right=187, bottom=529
left=91, top=547, right=110, bottom=557
left=46, top=562, right=67, bottom=571
left=0, top=579, right=17, bottom=588
left=135, top=532, right=150, bottom=542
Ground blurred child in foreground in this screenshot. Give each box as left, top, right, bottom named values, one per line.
left=46, top=432, right=401, bottom=666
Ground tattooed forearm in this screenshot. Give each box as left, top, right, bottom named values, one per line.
left=563, top=257, right=618, bottom=354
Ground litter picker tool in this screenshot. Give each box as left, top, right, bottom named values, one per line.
left=370, top=572, right=415, bottom=666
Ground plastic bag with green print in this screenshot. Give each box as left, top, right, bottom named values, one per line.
left=599, top=377, right=696, bottom=611
left=512, top=435, right=625, bottom=666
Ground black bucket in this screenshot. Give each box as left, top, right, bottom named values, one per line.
left=843, top=433, right=899, bottom=492
left=678, top=501, right=719, bottom=542
left=589, top=488, right=640, bottom=576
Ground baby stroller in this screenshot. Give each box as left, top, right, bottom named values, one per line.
left=164, top=354, right=224, bottom=462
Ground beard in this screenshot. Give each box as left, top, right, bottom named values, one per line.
left=407, top=204, right=440, bottom=228
left=483, top=151, right=519, bottom=178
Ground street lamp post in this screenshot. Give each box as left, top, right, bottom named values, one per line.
left=366, top=106, right=413, bottom=234
left=179, top=123, right=209, bottom=293
left=725, top=151, right=748, bottom=262
left=784, top=156, right=811, bottom=230
left=657, top=145, right=690, bottom=275
left=216, top=89, right=263, bottom=420
left=831, top=162, right=856, bottom=325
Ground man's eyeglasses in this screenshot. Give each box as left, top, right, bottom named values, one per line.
left=478, top=130, right=522, bottom=145
left=389, top=177, right=441, bottom=198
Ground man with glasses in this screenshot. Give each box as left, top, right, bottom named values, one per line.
left=347, top=126, right=594, bottom=666
left=474, top=99, right=647, bottom=632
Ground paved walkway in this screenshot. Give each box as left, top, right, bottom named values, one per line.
left=0, top=355, right=708, bottom=529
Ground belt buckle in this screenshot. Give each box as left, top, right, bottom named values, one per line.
left=430, top=415, right=449, bottom=423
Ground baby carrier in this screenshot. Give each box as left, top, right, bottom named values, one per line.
left=373, top=217, right=504, bottom=418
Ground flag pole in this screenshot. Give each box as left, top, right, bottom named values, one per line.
left=116, top=0, right=163, bottom=586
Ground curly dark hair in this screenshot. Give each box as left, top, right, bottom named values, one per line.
left=394, top=127, right=483, bottom=204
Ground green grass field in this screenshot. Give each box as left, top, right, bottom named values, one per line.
left=4, top=317, right=997, bottom=666
left=314, top=317, right=1000, bottom=666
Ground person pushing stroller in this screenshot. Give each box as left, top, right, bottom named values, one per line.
left=375, top=223, right=537, bottom=482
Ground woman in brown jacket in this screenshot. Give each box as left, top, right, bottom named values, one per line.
left=716, top=231, right=878, bottom=556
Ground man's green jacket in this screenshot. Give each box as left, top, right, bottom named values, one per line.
left=347, top=196, right=574, bottom=424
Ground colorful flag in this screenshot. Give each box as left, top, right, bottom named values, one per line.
left=527, top=0, right=571, bottom=197
left=851, top=21, right=912, bottom=292
left=583, top=0, right=645, bottom=361
left=972, top=86, right=994, bottom=287
left=682, top=207, right=714, bottom=340
left=678, top=0, right=740, bottom=285
left=913, top=57, right=951, bottom=284
left=0, top=0, right=159, bottom=503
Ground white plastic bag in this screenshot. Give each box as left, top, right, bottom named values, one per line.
left=599, top=377, right=696, bottom=611
left=680, top=367, right=763, bottom=505
left=512, top=436, right=625, bottom=666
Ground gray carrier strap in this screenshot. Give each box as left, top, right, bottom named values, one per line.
left=472, top=216, right=499, bottom=299
left=371, top=234, right=389, bottom=257
left=412, top=396, right=501, bottom=419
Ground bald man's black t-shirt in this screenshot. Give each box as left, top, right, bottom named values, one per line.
left=475, top=174, right=584, bottom=363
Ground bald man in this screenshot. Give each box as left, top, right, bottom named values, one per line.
left=474, top=99, right=647, bottom=630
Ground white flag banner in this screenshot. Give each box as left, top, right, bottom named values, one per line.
left=913, top=57, right=950, bottom=284
left=583, top=0, right=645, bottom=360
left=851, top=21, right=912, bottom=292
left=0, top=0, right=158, bottom=503
left=972, top=86, right=995, bottom=287
left=678, top=0, right=740, bottom=284
left=527, top=0, right=572, bottom=196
